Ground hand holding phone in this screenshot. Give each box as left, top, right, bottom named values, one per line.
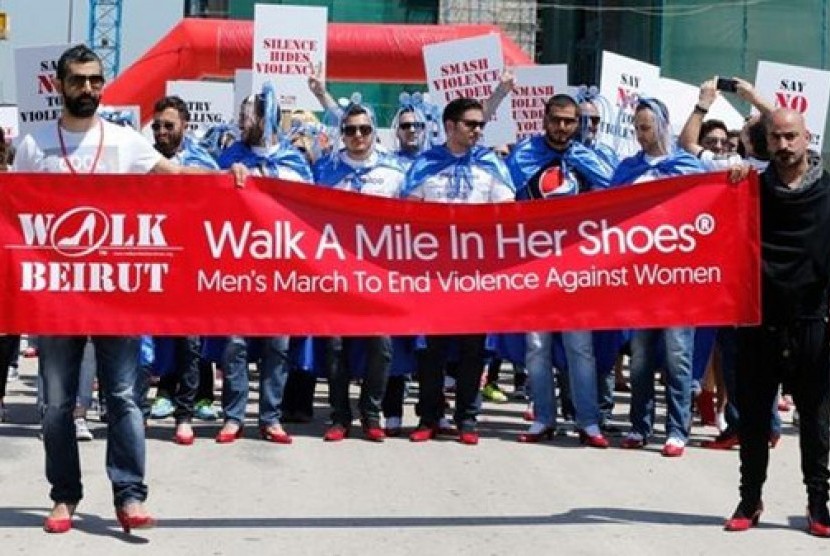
left=715, top=77, right=738, bottom=93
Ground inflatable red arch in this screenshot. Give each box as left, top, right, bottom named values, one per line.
left=102, top=18, right=534, bottom=125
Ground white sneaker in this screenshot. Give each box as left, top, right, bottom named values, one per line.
left=75, top=418, right=94, bottom=441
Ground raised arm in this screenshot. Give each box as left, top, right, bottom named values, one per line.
left=483, top=68, right=515, bottom=121
left=307, top=62, right=339, bottom=114
left=734, top=77, right=775, bottom=117
left=679, top=78, right=717, bottom=157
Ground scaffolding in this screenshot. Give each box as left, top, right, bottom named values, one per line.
left=88, top=0, right=123, bottom=80
left=439, top=0, right=538, bottom=59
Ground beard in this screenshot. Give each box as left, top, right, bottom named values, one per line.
left=155, top=132, right=183, bottom=158
left=63, top=93, right=100, bottom=118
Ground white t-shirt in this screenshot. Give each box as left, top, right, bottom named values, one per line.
left=408, top=161, right=514, bottom=204
left=698, top=149, right=743, bottom=172
left=330, top=151, right=405, bottom=199
left=14, top=118, right=162, bottom=174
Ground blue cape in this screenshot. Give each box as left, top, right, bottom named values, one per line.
left=401, top=144, right=514, bottom=199
left=178, top=136, right=220, bottom=170
left=506, top=135, right=615, bottom=197
left=313, top=150, right=405, bottom=191
left=610, top=149, right=702, bottom=186
left=217, top=141, right=313, bottom=182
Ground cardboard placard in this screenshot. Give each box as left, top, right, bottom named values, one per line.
left=512, top=65, right=568, bottom=140
left=166, top=80, right=235, bottom=138
left=14, top=44, right=70, bottom=139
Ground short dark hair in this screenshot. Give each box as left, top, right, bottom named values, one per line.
left=699, top=119, right=727, bottom=142
left=342, top=104, right=369, bottom=121
left=747, top=118, right=769, bottom=160
left=443, top=98, right=483, bottom=124
left=544, top=94, right=580, bottom=116
left=153, top=95, right=190, bottom=122
left=57, top=44, right=102, bottom=81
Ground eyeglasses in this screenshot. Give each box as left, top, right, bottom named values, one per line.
left=458, top=119, right=486, bottom=130
left=399, top=121, right=425, bottom=131
left=342, top=124, right=374, bottom=137
left=151, top=121, right=176, bottom=132
left=65, top=73, right=105, bottom=90
left=586, top=116, right=601, bottom=125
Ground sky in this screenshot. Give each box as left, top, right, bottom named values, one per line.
left=0, top=0, right=184, bottom=103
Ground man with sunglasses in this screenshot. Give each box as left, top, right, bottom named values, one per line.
left=403, top=97, right=514, bottom=445
left=395, top=110, right=427, bottom=167
left=313, top=102, right=404, bottom=443
left=14, top=44, right=247, bottom=535
left=505, top=93, right=617, bottom=448
left=148, top=95, right=218, bottom=445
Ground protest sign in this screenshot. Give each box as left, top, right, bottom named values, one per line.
left=252, top=4, right=327, bottom=110
left=512, top=65, right=568, bottom=140
left=755, top=60, right=830, bottom=150
left=423, top=34, right=515, bottom=146
left=14, top=44, right=70, bottom=138
left=166, top=80, right=235, bottom=137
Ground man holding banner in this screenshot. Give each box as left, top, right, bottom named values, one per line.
left=14, top=44, right=247, bottom=535
left=403, top=97, right=514, bottom=445
left=506, top=93, right=616, bottom=447
left=725, top=109, right=830, bottom=537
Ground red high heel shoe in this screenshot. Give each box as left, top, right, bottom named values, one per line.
left=518, top=425, right=554, bottom=444
left=807, top=504, right=830, bottom=537
left=215, top=423, right=244, bottom=443
left=260, top=425, right=292, bottom=444
left=116, top=508, right=156, bottom=534
left=409, top=426, right=437, bottom=442
left=174, top=424, right=195, bottom=445
left=724, top=501, right=763, bottom=532
left=579, top=430, right=609, bottom=448
left=43, top=503, right=76, bottom=534
left=361, top=421, right=386, bottom=442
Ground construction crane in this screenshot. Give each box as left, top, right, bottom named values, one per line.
left=88, top=0, right=123, bottom=81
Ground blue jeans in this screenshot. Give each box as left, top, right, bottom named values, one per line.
left=39, top=335, right=147, bottom=507
left=526, top=331, right=601, bottom=429
left=629, top=327, right=694, bottom=442
left=221, top=336, right=289, bottom=427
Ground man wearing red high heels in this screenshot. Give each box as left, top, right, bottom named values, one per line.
left=14, top=44, right=247, bottom=534
left=724, top=108, right=830, bottom=537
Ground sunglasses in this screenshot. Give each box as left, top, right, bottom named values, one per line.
left=65, top=73, right=105, bottom=90
left=585, top=116, right=601, bottom=125
left=399, top=121, right=425, bottom=131
left=151, top=121, right=176, bottom=132
left=459, top=119, right=486, bottom=130
left=342, top=124, right=374, bottom=137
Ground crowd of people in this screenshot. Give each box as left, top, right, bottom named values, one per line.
left=2, top=42, right=830, bottom=539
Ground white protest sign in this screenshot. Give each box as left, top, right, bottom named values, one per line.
left=252, top=4, right=327, bottom=111
left=234, top=69, right=253, bottom=120
left=512, top=65, right=568, bottom=140
left=658, top=77, right=745, bottom=136
left=14, top=44, right=70, bottom=138
left=166, top=80, right=234, bottom=138
left=755, top=60, right=830, bottom=150
left=423, top=34, right=515, bottom=146
left=599, top=51, right=661, bottom=157
left=0, top=106, right=20, bottom=143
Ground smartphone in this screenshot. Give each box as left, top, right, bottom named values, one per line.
left=715, top=77, right=738, bottom=93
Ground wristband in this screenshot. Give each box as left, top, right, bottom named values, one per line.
left=694, top=104, right=709, bottom=114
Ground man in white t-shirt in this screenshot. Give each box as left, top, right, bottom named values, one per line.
left=14, top=44, right=247, bottom=535
left=403, top=97, right=515, bottom=446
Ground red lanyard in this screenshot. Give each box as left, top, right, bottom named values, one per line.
left=57, top=119, right=105, bottom=174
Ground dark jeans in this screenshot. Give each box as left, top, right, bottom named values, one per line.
left=39, top=335, right=147, bottom=507
left=416, top=334, right=485, bottom=431
left=737, top=321, right=830, bottom=505
left=327, top=336, right=392, bottom=426
left=153, top=336, right=201, bottom=423
left=221, top=336, right=289, bottom=427
left=382, top=375, right=406, bottom=419
left=0, top=335, right=19, bottom=398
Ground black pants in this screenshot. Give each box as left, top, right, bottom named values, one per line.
left=326, top=336, right=392, bottom=425
left=737, top=321, right=830, bottom=504
left=416, top=334, right=485, bottom=431
left=0, top=335, right=19, bottom=398
left=154, top=336, right=201, bottom=423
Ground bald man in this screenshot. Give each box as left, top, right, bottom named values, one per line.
left=725, top=109, right=830, bottom=537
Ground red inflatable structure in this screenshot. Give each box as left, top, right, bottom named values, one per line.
left=102, top=18, right=533, bottom=125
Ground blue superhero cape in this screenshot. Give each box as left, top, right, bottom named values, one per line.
left=178, top=136, right=220, bottom=170
left=401, top=144, right=514, bottom=199
left=313, top=149, right=404, bottom=191
left=506, top=135, right=615, bottom=198
left=610, top=149, right=702, bottom=186
left=218, top=140, right=313, bottom=182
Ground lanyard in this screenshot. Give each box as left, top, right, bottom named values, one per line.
left=57, top=119, right=104, bottom=174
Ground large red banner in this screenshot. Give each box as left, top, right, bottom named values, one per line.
left=0, top=172, right=760, bottom=335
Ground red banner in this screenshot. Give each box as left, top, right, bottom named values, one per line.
left=0, top=172, right=760, bottom=335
